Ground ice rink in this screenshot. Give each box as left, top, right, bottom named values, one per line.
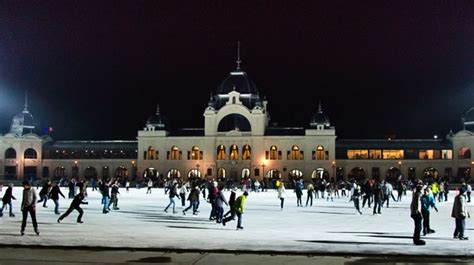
left=0, top=186, right=472, bottom=257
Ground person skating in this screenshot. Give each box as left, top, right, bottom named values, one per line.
left=421, top=187, right=438, bottom=235
left=295, top=179, right=304, bottom=207
left=306, top=183, right=314, bottom=207
left=58, top=189, right=88, bottom=223
left=146, top=179, right=153, bottom=194
left=164, top=182, right=178, bottom=213
left=223, top=187, right=237, bottom=219
left=277, top=182, right=286, bottom=210
left=0, top=183, right=16, bottom=217
left=179, top=183, right=187, bottom=207
left=37, top=180, right=51, bottom=208
left=410, top=184, right=425, bottom=245
left=183, top=186, right=200, bottom=215
left=48, top=182, right=65, bottom=215
left=215, top=186, right=228, bottom=223
left=452, top=187, right=470, bottom=240
left=352, top=184, right=364, bottom=215
left=372, top=180, right=382, bottom=215
left=223, top=191, right=248, bottom=230
left=20, top=181, right=39, bottom=236
left=109, top=181, right=120, bottom=210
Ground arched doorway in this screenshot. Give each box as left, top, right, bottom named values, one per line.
left=24, top=148, right=38, bottom=159
left=84, top=166, right=97, bottom=180
left=288, top=169, right=303, bottom=181
left=217, top=167, right=226, bottom=180
left=348, top=167, right=366, bottom=182
left=115, top=166, right=128, bottom=178
left=143, top=168, right=159, bottom=181
left=266, top=169, right=281, bottom=179
left=422, top=167, right=438, bottom=184
left=386, top=167, right=400, bottom=183
left=167, top=168, right=181, bottom=179
left=311, top=168, right=329, bottom=181
left=187, top=169, right=201, bottom=179
left=241, top=168, right=250, bottom=179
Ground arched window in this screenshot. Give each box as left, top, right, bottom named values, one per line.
left=143, top=168, right=159, bottom=180
left=315, top=145, right=326, bottom=160
left=229, top=144, right=239, bottom=160
left=187, top=169, right=201, bottom=179
left=217, top=145, right=226, bottom=160
left=24, top=148, right=38, bottom=159
left=217, top=167, right=226, bottom=179
left=288, top=145, right=303, bottom=160
left=84, top=167, right=97, bottom=180
left=147, top=146, right=158, bottom=160
left=169, top=146, right=181, bottom=160
left=54, top=167, right=66, bottom=178
left=217, top=114, right=251, bottom=132
left=115, top=166, right=128, bottom=178
left=5, top=148, right=16, bottom=159
left=458, top=147, right=471, bottom=159
left=289, top=169, right=303, bottom=180
left=102, top=166, right=110, bottom=179
left=267, top=145, right=280, bottom=160
left=311, top=168, right=329, bottom=180
left=167, top=168, right=181, bottom=178
left=241, top=168, right=250, bottom=179
left=242, top=145, right=251, bottom=160
left=190, top=146, right=201, bottom=160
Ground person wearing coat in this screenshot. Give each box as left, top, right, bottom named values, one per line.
left=215, top=186, right=228, bottom=223
left=452, top=187, right=470, bottom=240
left=277, top=182, right=286, bottom=210
left=223, top=191, right=248, bottom=230
left=58, top=189, right=88, bottom=223
left=421, top=187, right=438, bottom=235
left=37, top=180, right=51, bottom=208
left=21, top=181, right=39, bottom=236
left=0, top=183, right=16, bottom=217
left=410, top=184, right=425, bottom=245
left=48, top=183, right=65, bottom=215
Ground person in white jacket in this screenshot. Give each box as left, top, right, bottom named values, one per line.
left=277, top=182, right=286, bottom=210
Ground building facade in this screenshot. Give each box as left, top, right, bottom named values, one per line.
left=1, top=63, right=473, bottom=184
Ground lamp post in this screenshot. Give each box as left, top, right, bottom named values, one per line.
left=261, top=162, right=267, bottom=191
left=196, top=162, right=200, bottom=178
left=332, top=161, right=336, bottom=182
left=398, top=161, right=402, bottom=180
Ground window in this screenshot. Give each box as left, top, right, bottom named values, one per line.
left=84, top=167, right=97, bottom=179
left=382, top=150, right=404, bottom=159
left=217, top=145, right=226, bottom=160
left=315, top=145, right=326, bottom=160
left=169, top=146, right=181, bottom=160
left=147, top=146, right=156, bottom=160
left=269, top=145, right=279, bottom=160
left=288, top=145, right=303, bottom=160
left=442, top=150, right=452, bottom=160
left=242, top=145, right=251, bottom=160
left=458, top=147, right=471, bottom=159
left=419, top=150, right=433, bottom=160
left=229, top=144, right=239, bottom=160
left=115, top=166, right=128, bottom=177
left=54, top=167, right=66, bottom=178
left=347, top=150, right=368, bottom=159
left=369, top=150, right=382, bottom=159
left=103, top=166, right=109, bottom=178
left=72, top=165, right=79, bottom=178
left=24, top=148, right=38, bottom=159
left=5, top=148, right=16, bottom=159
left=190, top=146, right=201, bottom=160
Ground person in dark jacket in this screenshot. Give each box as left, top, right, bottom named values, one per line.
left=0, top=183, right=16, bottom=217
left=109, top=181, right=120, bottom=210
left=183, top=186, right=200, bottom=215
left=37, top=180, right=51, bottom=208
left=48, top=182, right=65, bottom=215
left=372, top=180, right=383, bottom=215
left=215, top=186, right=228, bottom=223
left=57, top=190, right=88, bottom=223
left=164, top=182, right=178, bottom=213
left=223, top=187, right=237, bottom=219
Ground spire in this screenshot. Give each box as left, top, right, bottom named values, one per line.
left=236, top=41, right=242, bottom=70
left=24, top=90, right=28, bottom=112
left=156, top=104, right=160, bottom=115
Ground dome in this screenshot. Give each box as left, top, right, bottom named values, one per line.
left=212, top=70, right=263, bottom=110
left=10, top=110, right=36, bottom=136
left=310, top=102, right=330, bottom=128
left=145, top=104, right=166, bottom=130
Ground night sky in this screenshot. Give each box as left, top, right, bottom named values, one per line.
left=0, top=1, right=473, bottom=140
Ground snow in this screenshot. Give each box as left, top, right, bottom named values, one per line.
left=0, top=186, right=472, bottom=256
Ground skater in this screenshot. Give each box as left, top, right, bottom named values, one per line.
left=20, top=181, right=39, bottom=236
left=183, top=186, right=200, bottom=215
left=68, top=178, right=76, bottom=199
left=295, top=179, right=303, bottom=206
left=223, top=187, right=237, bottom=219
left=410, top=184, right=425, bottom=245
left=215, top=186, right=228, bottom=223
left=452, top=187, right=470, bottom=240
left=352, top=184, right=363, bottom=214
left=48, top=182, right=65, bottom=215
left=58, top=189, right=88, bottom=223
left=146, top=179, right=153, bottom=194
left=306, top=183, right=314, bottom=207
left=372, top=180, right=382, bottom=215
left=100, top=179, right=111, bottom=214
left=91, top=178, right=97, bottom=191
left=37, top=180, right=51, bottom=208
left=109, top=181, right=120, bottom=210
left=179, top=183, right=187, bottom=207
left=125, top=180, right=130, bottom=193
left=223, top=191, right=248, bottom=230
left=421, top=187, right=438, bottom=235
left=164, top=182, right=178, bottom=213
left=277, top=182, right=286, bottom=210
left=0, top=183, right=16, bottom=217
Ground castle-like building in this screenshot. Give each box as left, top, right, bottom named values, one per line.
left=1, top=57, right=474, bottom=184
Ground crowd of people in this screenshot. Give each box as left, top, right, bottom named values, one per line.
left=0, top=175, right=471, bottom=244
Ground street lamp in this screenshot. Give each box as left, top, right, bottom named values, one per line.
left=332, top=161, right=336, bottom=182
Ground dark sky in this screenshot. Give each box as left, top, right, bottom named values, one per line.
left=0, top=1, right=473, bottom=140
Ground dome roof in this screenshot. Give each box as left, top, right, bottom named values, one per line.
left=216, top=70, right=259, bottom=95
left=10, top=110, right=36, bottom=136
left=310, top=102, right=330, bottom=128
left=146, top=104, right=166, bottom=130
